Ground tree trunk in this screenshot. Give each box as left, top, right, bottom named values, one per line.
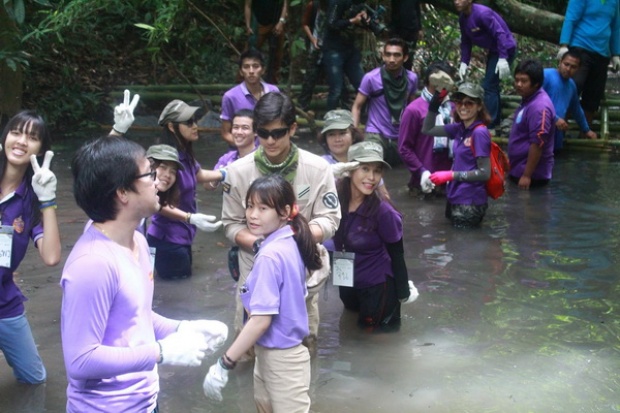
left=426, top=0, right=564, bottom=44
left=0, top=6, right=23, bottom=122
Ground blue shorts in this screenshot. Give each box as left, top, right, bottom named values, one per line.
left=0, top=313, right=46, bottom=384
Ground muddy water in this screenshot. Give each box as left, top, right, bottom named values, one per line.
left=1, top=130, right=619, bottom=413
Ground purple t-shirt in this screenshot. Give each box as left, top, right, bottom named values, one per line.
left=220, top=81, right=280, bottom=122
left=61, top=226, right=178, bottom=413
left=148, top=151, right=199, bottom=245
left=333, top=198, right=402, bottom=289
left=213, top=140, right=259, bottom=170
left=358, top=67, right=418, bottom=139
left=459, top=4, right=517, bottom=64
left=240, top=225, right=309, bottom=349
left=0, top=178, right=44, bottom=319
left=443, top=121, right=491, bottom=205
left=508, top=88, right=556, bottom=181
left=399, top=96, right=454, bottom=189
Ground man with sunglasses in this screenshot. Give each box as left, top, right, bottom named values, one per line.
left=221, top=92, right=340, bottom=351
left=508, top=59, right=556, bottom=190
left=352, top=37, right=418, bottom=167
left=220, top=49, right=279, bottom=147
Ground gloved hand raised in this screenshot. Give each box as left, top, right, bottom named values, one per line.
left=556, top=45, right=569, bottom=61
left=429, top=89, right=449, bottom=113
left=420, top=170, right=434, bottom=193
left=203, top=359, right=229, bottom=402
left=495, top=58, right=511, bottom=80
left=400, top=280, right=419, bottom=304
left=429, top=170, right=454, bottom=186
left=30, top=151, right=57, bottom=202
left=429, top=71, right=454, bottom=92
left=158, top=330, right=209, bottom=367
left=189, top=213, right=223, bottom=232
left=178, top=320, right=228, bottom=355
left=331, top=161, right=359, bottom=179
left=113, top=89, right=140, bottom=134
left=458, top=62, right=468, bottom=81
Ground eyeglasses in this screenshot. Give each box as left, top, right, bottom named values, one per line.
left=135, top=169, right=157, bottom=181
left=179, top=118, right=196, bottom=126
left=455, top=100, right=477, bottom=108
left=256, top=127, right=290, bottom=140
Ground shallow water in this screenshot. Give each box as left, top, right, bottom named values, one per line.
left=1, top=130, right=619, bottom=412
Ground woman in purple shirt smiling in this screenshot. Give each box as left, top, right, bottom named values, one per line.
left=422, top=81, right=492, bottom=228
left=333, top=142, right=417, bottom=331
left=204, top=174, right=322, bottom=411
left=147, top=100, right=224, bottom=279
left=0, top=111, right=61, bottom=384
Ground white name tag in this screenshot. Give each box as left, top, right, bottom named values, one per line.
left=0, top=225, right=14, bottom=268
left=332, top=251, right=355, bottom=287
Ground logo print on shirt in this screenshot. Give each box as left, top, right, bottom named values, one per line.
left=323, top=192, right=339, bottom=209
left=13, top=216, right=24, bottom=234
left=516, top=109, right=524, bottom=124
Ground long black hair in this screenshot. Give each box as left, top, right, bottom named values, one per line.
left=0, top=111, right=53, bottom=226
left=246, top=174, right=322, bottom=271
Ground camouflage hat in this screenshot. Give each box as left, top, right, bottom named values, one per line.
left=455, top=82, right=484, bottom=99
left=321, top=109, right=354, bottom=134
left=146, top=144, right=184, bottom=170
left=347, top=141, right=391, bottom=169
left=158, top=99, right=202, bottom=126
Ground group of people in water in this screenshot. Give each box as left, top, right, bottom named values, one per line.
left=2, top=0, right=619, bottom=410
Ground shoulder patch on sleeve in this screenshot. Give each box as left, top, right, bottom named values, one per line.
left=323, top=192, right=339, bottom=209
left=222, top=182, right=231, bottom=193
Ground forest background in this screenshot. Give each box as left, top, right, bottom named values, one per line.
left=0, top=0, right=569, bottom=132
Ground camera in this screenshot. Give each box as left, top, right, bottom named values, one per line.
left=348, top=4, right=388, bottom=37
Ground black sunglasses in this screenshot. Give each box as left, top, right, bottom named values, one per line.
left=135, top=169, right=157, bottom=181
left=256, top=127, right=290, bottom=140
left=179, top=118, right=196, bottom=126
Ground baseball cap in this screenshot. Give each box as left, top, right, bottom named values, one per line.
left=158, top=100, right=203, bottom=126
left=455, top=82, right=484, bottom=100
left=347, top=141, right=391, bottom=169
left=146, top=144, right=184, bottom=170
left=321, top=109, right=354, bottom=134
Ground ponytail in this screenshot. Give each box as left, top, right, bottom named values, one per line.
left=289, top=213, right=322, bottom=271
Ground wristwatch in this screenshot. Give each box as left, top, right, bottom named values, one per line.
left=252, top=238, right=264, bottom=254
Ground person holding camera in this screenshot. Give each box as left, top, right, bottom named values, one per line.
left=351, top=37, right=418, bottom=167
left=322, top=0, right=370, bottom=111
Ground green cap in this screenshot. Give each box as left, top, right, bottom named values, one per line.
left=321, top=109, right=354, bottom=134
left=146, top=144, right=184, bottom=170
left=455, top=82, right=484, bottom=99
left=158, top=100, right=203, bottom=126
left=347, top=141, right=391, bottom=169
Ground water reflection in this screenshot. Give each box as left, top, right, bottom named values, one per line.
left=0, top=131, right=619, bottom=412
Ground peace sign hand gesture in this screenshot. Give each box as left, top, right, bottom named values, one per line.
left=30, top=151, right=57, bottom=202
left=113, top=89, right=140, bottom=134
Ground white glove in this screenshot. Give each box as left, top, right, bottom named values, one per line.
left=556, top=45, right=569, bottom=61
left=612, top=56, right=620, bottom=72
left=30, top=151, right=57, bottom=202
left=178, top=320, right=228, bottom=355
left=458, top=62, right=468, bottom=81
left=203, top=360, right=229, bottom=402
left=429, top=71, right=454, bottom=92
left=113, top=89, right=140, bottom=134
left=331, top=161, right=359, bottom=179
left=189, top=213, right=223, bottom=232
left=420, top=170, right=434, bottom=193
left=495, top=58, right=510, bottom=80
left=158, top=331, right=209, bottom=367
left=400, top=280, right=419, bottom=304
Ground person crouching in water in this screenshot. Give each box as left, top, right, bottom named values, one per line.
left=333, top=141, right=418, bottom=331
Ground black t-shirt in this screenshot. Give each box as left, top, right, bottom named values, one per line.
left=252, top=0, right=284, bottom=25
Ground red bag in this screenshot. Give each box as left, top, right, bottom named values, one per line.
left=470, top=126, right=510, bottom=200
